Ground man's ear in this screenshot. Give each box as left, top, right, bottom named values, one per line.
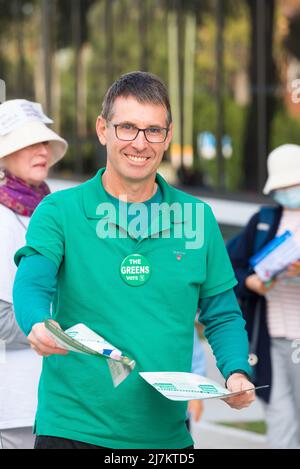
left=164, top=122, right=173, bottom=152
left=96, top=116, right=107, bottom=146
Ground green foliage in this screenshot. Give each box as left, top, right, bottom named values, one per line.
left=270, top=106, right=300, bottom=150
left=86, top=0, right=169, bottom=124
left=1, top=0, right=297, bottom=194
left=196, top=5, right=249, bottom=82
left=193, top=93, right=247, bottom=191
left=283, top=11, right=300, bottom=60
left=0, top=0, right=37, bottom=22
left=55, top=0, right=96, bottom=48
left=217, top=420, right=267, bottom=435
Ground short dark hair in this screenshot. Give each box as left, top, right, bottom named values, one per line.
left=101, top=71, right=172, bottom=126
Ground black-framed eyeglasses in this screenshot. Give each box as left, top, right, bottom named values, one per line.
left=113, top=123, right=169, bottom=143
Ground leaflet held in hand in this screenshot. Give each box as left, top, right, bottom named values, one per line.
left=44, top=320, right=135, bottom=387
left=139, top=372, right=268, bottom=401
left=250, top=230, right=300, bottom=282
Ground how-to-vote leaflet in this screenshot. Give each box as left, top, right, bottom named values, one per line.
left=250, top=230, right=300, bottom=283
left=44, top=321, right=135, bottom=387
left=139, top=372, right=269, bottom=401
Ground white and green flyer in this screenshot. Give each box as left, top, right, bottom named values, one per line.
left=44, top=320, right=135, bottom=387
left=139, top=372, right=268, bottom=401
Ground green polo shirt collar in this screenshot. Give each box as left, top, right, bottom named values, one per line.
left=82, top=168, right=187, bottom=238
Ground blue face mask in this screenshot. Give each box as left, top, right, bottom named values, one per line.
left=273, top=186, right=300, bottom=209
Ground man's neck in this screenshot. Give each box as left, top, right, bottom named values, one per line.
left=102, top=170, right=158, bottom=203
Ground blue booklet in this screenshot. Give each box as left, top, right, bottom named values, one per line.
left=249, top=230, right=300, bottom=282
left=250, top=231, right=292, bottom=267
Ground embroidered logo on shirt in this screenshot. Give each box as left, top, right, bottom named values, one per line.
left=173, top=250, right=186, bottom=261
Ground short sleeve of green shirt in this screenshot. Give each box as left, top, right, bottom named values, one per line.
left=199, top=205, right=237, bottom=298
left=14, top=194, right=64, bottom=269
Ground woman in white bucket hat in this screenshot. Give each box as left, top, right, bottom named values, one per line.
left=263, top=144, right=300, bottom=197
left=228, top=144, right=300, bottom=449
left=0, top=99, right=67, bottom=449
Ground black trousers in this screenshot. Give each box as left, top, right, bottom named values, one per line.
left=34, top=436, right=108, bottom=449
left=34, top=435, right=194, bottom=450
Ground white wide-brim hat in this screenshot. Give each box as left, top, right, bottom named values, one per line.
left=0, top=99, right=68, bottom=166
left=263, top=144, right=300, bottom=194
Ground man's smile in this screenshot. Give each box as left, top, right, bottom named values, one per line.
left=124, top=153, right=151, bottom=164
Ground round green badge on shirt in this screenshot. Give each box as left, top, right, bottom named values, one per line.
left=120, top=254, right=151, bottom=286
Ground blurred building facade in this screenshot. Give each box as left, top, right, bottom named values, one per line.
left=0, top=0, right=300, bottom=197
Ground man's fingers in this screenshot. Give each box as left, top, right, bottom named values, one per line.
left=31, top=344, right=50, bottom=357
left=31, top=342, right=68, bottom=356
left=29, top=330, right=53, bottom=348
left=29, top=324, right=68, bottom=356
left=31, top=329, right=59, bottom=349
left=223, top=373, right=256, bottom=409
left=223, top=389, right=255, bottom=409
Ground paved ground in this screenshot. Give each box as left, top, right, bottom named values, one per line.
left=190, top=341, right=267, bottom=449
left=191, top=421, right=266, bottom=449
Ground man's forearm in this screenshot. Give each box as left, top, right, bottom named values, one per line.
left=0, top=300, right=29, bottom=349
left=199, top=288, right=252, bottom=379
left=13, top=254, right=58, bottom=335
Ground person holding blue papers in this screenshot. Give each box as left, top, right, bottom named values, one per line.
left=228, top=144, right=300, bottom=449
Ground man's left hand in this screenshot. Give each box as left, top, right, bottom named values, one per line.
left=222, top=373, right=255, bottom=410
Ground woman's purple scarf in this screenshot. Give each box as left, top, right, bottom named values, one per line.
left=0, top=171, right=50, bottom=216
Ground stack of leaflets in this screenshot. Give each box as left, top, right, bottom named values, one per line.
left=250, top=230, right=300, bottom=283
left=139, top=372, right=268, bottom=401
left=44, top=320, right=135, bottom=387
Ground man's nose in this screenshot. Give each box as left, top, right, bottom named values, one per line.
left=131, top=130, right=148, bottom=150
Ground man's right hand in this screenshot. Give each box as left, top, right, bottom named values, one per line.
left=28, top=321, right=68, bottom=357
left=245, top=273, right=276, bottom=296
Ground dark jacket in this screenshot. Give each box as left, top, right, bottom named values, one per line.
left=227, top=206, right=282, bottom=403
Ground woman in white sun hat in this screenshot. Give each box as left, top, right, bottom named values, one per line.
left=228, top=143, right=300, bottom=449
left=0, top=99, right=67, bottom=449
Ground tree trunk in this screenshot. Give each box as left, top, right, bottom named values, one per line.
left=138, top=0, right=148, bottom=71
left=13, top=0, right=26, bottom=96
left=215, top=0, right=225, bottom=188
left=243, top=0, right=277, bottom=192
left=168, top=7, right=181, bottom=169
left=72, top=0, right=83, bottom=175
left=41, top=0, right=53, bottom=114
left=105, top=0, right=114, bottom=89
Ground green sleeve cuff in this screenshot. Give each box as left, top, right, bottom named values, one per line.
left=15, top=246, right=62, bottom=269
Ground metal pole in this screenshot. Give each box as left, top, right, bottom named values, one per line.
left=41, top=0, right=52, bottom=115
left=139, top=0, right=148, bottom=71
left=72, top=0, right=83, bottom=176
left=178, top=0, right=184, bottom=169
left=42, top=0, right=52, bottom=116
left=256, top=0, right=267, bottom=192
left=0, top=79, right=5, bottom=103
left=13, top=0, right=26, bottom=96
left=105, top=0, right=114, bottom=88
left=168, top=8, right=181, bottom=169
left=183, top=12, right=196, bottom=169
left=215, top=0, right=224, bottom=189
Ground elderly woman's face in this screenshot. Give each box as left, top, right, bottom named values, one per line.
left=3, top=142, right=50, bottom=186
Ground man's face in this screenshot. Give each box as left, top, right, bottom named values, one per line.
left=96, top=96, right=173, bottom=184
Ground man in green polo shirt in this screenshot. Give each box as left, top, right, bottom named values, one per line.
left=13, top=71, right=254, bottom=450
